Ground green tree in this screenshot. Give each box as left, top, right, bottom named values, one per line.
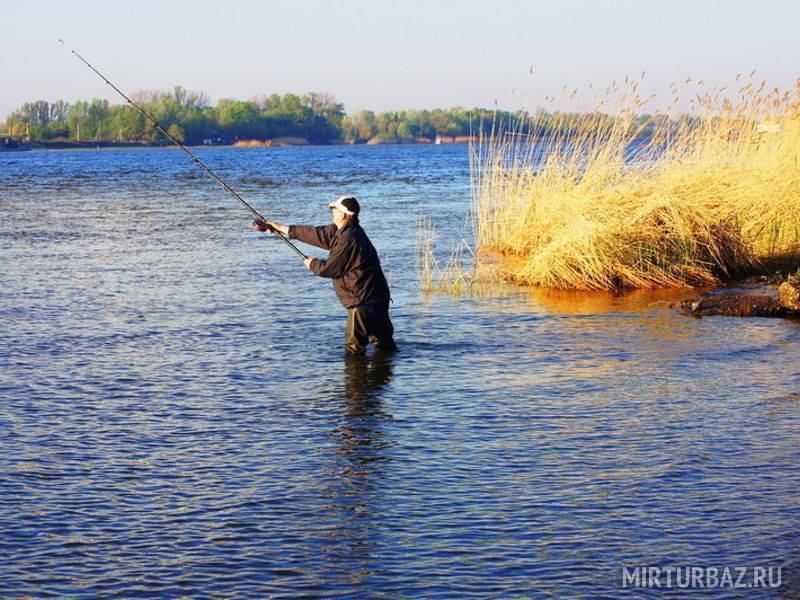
left=167, top=123, right=185, bottom=143
left=216, top=99, right=260, bottom=139
left=66, top=100, right=89, bottom=140
left=342, top=110, right=377, bottom=142
left=49, top=100, right=71, bottom=123
left=21, top=100, right=51, bottom=126
left=107, top=105, right=146, bottom=141
left=397, top=122, right=414, bottom=141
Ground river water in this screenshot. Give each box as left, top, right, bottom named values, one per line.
left=1, top=145, right=799, bottom=597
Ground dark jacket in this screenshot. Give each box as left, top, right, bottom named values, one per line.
left=289, top=220, right=391, bottom=309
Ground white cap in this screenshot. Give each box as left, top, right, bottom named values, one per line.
left=327, top=195, right=360, bottom=216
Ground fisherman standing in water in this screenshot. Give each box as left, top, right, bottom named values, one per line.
left=252, top=196, right=396, bottom=356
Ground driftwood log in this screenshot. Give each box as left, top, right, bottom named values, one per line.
left=673, top=277, right=800, bottom=317
left=673, top=295, right=792, bottom=317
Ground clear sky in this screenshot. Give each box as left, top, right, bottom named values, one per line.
left=1, top=0, right=798, bottom=120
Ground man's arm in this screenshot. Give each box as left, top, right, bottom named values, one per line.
left=251, top=220, right=336, bottom=251
left=307, top=235, right=356, bottom=278
left=288, top=224, right=338, bottom=250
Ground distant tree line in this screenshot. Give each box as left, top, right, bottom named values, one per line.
left=2, top=86, right=537, bottom=145
left=3, top=86, right=676, bottom=145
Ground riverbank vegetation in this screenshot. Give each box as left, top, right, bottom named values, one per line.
left=2, top=87, right=530, bottom=145
left=419, top=74, right=800, bottom=292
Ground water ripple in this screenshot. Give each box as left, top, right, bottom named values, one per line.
left=1, top=146, right=799, bottom=597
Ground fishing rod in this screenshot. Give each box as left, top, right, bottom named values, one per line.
left=58, top=38, right=308, bottom=260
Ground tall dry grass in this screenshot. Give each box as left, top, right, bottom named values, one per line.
left=416, top=213, right=480, bottom=294
left=424, top=74, right=800, bottom=291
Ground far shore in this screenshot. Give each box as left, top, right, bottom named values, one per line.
left=16, top=136, right=475, bottom=152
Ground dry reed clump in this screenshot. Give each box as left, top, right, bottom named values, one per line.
left=463, top=74, right=800, bottom=291
left=416, top=213, right=480, bottom=294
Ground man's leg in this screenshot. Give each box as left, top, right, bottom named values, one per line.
left=372, top=310, right=397, bottom=352
left=344, top=307, right=370, bottom=355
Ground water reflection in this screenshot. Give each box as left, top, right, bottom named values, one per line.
left=331, top=354, right=394, bottom=478
left=528, top=286, right=703, bottom=314
left=342, top=354, right=395, bottom=406
left=319, top=355, right=395, bottom=585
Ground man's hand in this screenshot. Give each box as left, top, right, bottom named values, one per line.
left=252, top=218, right=292, bottom=235
left=251, top=219, right=277, bottom=233
left=303, top=257, right=314, bottom=270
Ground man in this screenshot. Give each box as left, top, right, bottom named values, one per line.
left=252, top=196, right=396, bottom=356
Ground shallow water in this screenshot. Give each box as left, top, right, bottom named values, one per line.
left=1, top=145, right=799, bottom=597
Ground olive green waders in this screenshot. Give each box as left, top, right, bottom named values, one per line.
left=345, top=305, right=397, bottom=355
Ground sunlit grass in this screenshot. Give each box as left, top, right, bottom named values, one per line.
left=421, top=73, right=800, bottom=291
left=416, top=213, right=481, bottom=294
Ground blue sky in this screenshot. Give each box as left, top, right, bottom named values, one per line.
left=1, top=0, right=798, bottom=119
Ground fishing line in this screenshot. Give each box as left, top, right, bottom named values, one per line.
left=59, top=38, right=308, bottom=260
